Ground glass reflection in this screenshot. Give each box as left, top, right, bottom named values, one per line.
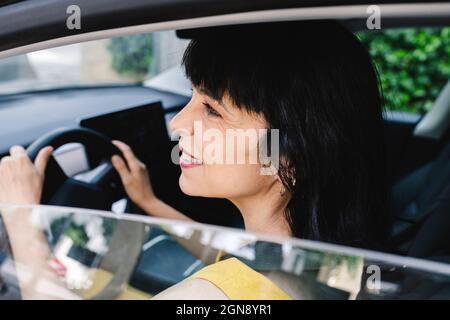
left=0, top=205, right=449, bottom=300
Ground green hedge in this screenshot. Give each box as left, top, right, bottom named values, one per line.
left=358, top=28, right=450, bottom=114
left=108, top=34, right=153, bottom=78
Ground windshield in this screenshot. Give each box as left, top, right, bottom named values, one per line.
left=0, top=31, right=188, bottom=95
left=0, top=205, right=449, bottom=300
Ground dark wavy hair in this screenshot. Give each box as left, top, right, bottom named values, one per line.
left=182, top=20, right=389, bottom=249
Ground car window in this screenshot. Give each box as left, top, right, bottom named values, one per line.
left=358, top=27, right=450, bottom=115
left=0, top=205, right=449, bottom=300
left=0, top=31, right=189, bottom=95
left=2, top=26, right=449, bottom=115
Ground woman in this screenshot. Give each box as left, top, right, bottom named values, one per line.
left=0, top=20, right=388, bottom=299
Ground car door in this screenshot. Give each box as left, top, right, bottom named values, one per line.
left=1, top=204, right=450, bottom=300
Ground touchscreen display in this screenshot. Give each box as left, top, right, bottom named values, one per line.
left=79, top=102, right=179, bottom=204
left=79, top=102, right=170, bottom=165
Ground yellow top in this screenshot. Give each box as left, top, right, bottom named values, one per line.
left=190, top=257, right=292, bottom=300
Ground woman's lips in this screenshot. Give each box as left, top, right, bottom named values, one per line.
left=179, top=147, right=202, bottom=169
left=180, top=161, right=202, bottom=169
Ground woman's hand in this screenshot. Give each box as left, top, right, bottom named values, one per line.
left=0, top=145, right=54, bottom=204
left=111, top=140, right=157, bottom=208
left=111, top=140, right=192, bottom=222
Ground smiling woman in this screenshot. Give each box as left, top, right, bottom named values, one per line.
left=175, top=20, right=389, bottom=248
left=0, top=20, right=389, bottom=299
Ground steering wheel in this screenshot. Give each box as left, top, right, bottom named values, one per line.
left=26, top=127, right=125, bottom=210
left=26, top=127, right=146, bottom=299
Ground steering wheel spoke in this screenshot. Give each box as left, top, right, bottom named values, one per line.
left=26, top=127, right=125, bottom=210
left=41, top=155, right=68, bottom=204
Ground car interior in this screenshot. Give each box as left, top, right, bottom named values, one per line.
left=0, top=13, right=450, bottom=298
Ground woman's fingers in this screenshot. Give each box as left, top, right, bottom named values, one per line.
left=111, top=155, right=132, bottom=185
left=0, top=156, right=11, bottom=165
left=0, top=145, right=51, bottom=204
left=9, top=145, right=31, bottom=163
left=7, top=145, right=54, bottom=175
left=35, top=146, right=54, bottom=175
left=112, top=140, right=140, bottom=170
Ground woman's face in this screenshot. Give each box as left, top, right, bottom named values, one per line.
left=169, top=87, right=278, bottom=200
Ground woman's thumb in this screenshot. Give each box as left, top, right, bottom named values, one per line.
left=35, top=146, right=54, bottom=175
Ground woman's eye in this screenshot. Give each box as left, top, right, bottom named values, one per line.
left=203, top=103, right=221, bottom=118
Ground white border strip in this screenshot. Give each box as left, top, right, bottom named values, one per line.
left=2, top=203, right=450, bottom=276
left=1, top=3, right=450, bottom=59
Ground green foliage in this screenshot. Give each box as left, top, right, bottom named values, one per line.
left=358, top=28, right=450, bottom=114
left=108, top=34, right=153, bottom=77
left=50, top=216, right=88, bottom=247
left=64, top=222, right=89, bottom=247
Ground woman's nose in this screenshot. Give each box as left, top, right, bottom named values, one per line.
left=169, top=103, right=195, bottom=139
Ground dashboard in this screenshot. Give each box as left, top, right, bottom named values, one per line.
left=0, top=85, right=188, bottom=156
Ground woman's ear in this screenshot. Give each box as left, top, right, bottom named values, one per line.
left=266, top=164, right=279, bottom=176
left=276, top=175, right=288, bottom=197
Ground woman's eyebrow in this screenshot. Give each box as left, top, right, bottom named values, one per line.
left=215, top=99, right=236, bottom=118
left=198, top=87, right=232, bottom=115
left=217, top=99, right=230, bottom=113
